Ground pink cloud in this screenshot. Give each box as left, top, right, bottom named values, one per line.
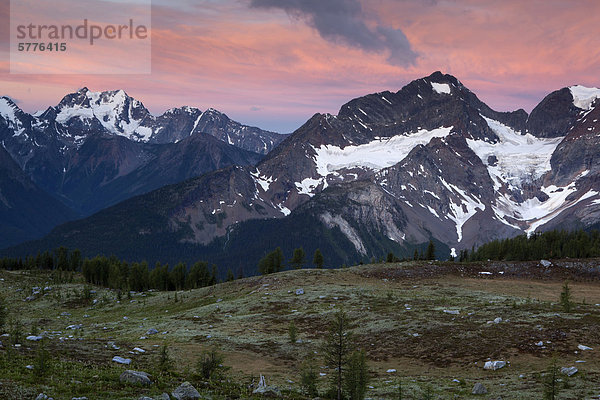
left=0, top=0, right=599, bottom=132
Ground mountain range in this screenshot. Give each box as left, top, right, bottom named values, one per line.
left=0, top=89, right=284, bottom=247
left=3, top=72, right=600, bottom=275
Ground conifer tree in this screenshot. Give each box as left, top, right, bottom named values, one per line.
left=425, top=240, right=436, bottom=260
left=291, top=247, right=306, bottom=269
left=226, top=268, right=235, bottom=282
left=323, top=310, right=353, bottom=400
left=313, top=249, right=324, bottom=269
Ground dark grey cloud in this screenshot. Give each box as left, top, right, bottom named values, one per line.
left=249, top=0, right=417, bottom=66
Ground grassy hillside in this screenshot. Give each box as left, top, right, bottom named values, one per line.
left=0, top=260, right=599, bottom=399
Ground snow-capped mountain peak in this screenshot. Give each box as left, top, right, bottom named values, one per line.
left=0, top=97, right=27, bottom=136
left=54, top=88, right=152, bottom=141
left=569, top=85, right=600, bottom=110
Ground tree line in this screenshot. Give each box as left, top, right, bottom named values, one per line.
left=0, top=247, right=221, bottom=292
left=258, top=247, right=324, bottom=274
left=469, top=229, right=600, bottom=262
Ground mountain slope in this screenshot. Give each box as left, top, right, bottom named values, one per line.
left=58, top=133, right=262, bottom=214
left=0, top=146, right=76, bottom=248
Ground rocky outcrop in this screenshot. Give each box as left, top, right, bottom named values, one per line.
left=527, top=88, right=581, bottom=138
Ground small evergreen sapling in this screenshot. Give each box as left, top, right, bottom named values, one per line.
left=313, top=249, right=324, bottom=269
left=288, top=321, right=298, bottom=343
left=560, top=281, right=573, bottom=313
left=300, top=358, right=319, bottom=397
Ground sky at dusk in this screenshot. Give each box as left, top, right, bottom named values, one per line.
left=1, top=0, right=599, bottom=133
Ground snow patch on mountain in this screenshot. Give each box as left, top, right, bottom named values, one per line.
left=312, top=126, right=453, bottom=177
left=467, top=117, right=563, bottom=189
left=296, top=177, right=326, bottom=197
left=524, top=188, right=599, bottom=235
left=55, top=106, right=94, bottom=124
left=570, top=85, right=600, bottom=110
left=276, top=203, right=291, bottom=216
left=251, top=169, right=274, bottom=192
left=439, top=178, right=485, bottom=242
left=431, top=82, right=451, bottom=95
left=490, top=169, right=599, bottom=235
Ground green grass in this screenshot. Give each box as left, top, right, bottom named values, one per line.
left=1, top=261, right=599, bottom=399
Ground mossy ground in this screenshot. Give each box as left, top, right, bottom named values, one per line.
left=1, top=260, right=599, bottom=399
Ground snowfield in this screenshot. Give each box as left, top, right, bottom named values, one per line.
left=312, top=126, right=454, bottom=177
left=467, top=116, right=600, bottom=235
left=467, top=116, right=563, bottom=189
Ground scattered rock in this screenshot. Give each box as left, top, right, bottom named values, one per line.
left=561, top=366, right=578, bottom=376
left=112, top=356, right=132, bottom=365
left=172, top=381, right=201, bottom=400
left=133, top=347, right=146, bottom=353
left=484, top=361, right=506, bottom=370
left=26, top=335, right=43, bottom=341
left=540, top=259, right=552, bottom=267
left=535, top=341, right=544, bottom=346
left=24, top=295, right=36, bottom=302
left=35, top=394, right=53, bottom=400
left=577, top=344, right=593, bottom=351
left=295, top=288, right=304, bottom=295
left=386, top=368, right=396, bottom=373
left=71, top=397, right=88, bottom=400
left=252, top=375, right=282, bottom=398
left=443, top=309, right=460, bottom=315
left=493, top=317, right=502, bottom=324
left=66, top=324, right=82, bottom=330
left=120, top=370, right=152, bottom=386
left=139, top=395, right=169, bottom=400
left=146, top=328, right=158, bottom=335
left=26, top=365, right=34, bottom=370
left=472, top=382, right=488, bottom=394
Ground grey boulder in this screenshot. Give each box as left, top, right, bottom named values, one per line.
left=120, top=370, right=152, bottom=386
left=472, top=382, right=488, bottom=395
left=172, top=381, right=201, bottom=400
left=561, top=366, right=578, bottom=376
